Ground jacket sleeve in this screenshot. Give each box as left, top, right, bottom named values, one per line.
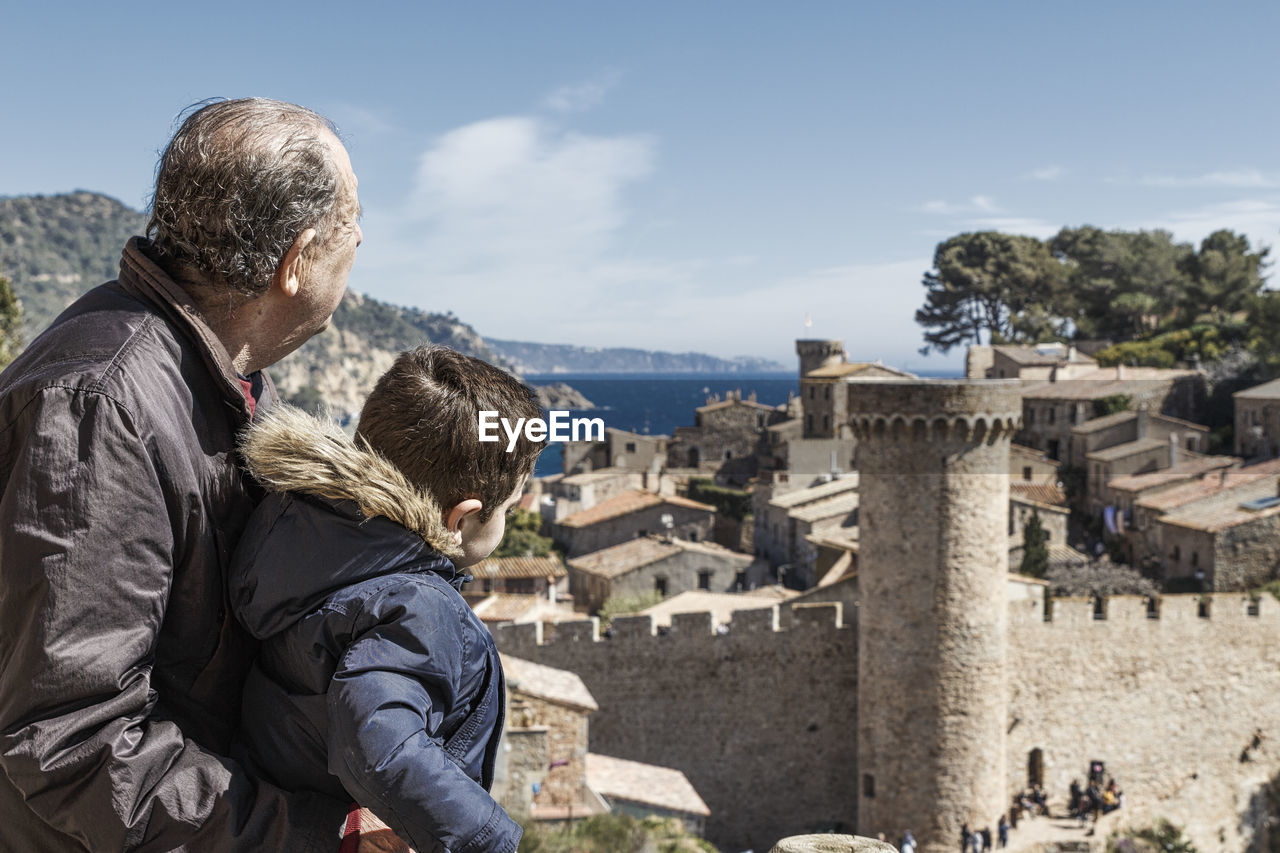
left=0, top=386, right=347, bottom=851
left=327, top=581, right=522, bottom=853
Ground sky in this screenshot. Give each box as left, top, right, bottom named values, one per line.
left=3, top=1, right=1279, bottom=373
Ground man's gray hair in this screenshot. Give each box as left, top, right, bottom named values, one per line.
left=147, top=98, right=352, bottom=299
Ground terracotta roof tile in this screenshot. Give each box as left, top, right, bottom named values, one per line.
left=558, top=490, right=715, bottom=528
left=586, top=753, right=710, bottom=817
left=470, top=555, right=566, bottom=580
left=1009, top=483, right=1067, bottom=507
left=502, top=655, right=598, bottom=711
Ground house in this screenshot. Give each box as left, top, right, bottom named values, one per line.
left=666, top=392, right=789, bottom=486
left=499, top=655, right=606, bottom=821
left=1069, top=408, right=1208, bottom=473
left=463, top=554, right=567, bottom=598
left=553, top=490, right=717, bottom=558
left=498, top=655, right=711, bottom=834
left=637, top=587, right=798, bottom=630
left=1128, top=457, right=1280, bottom=577
left=1016, top=366, right=1204, bottom=463
left=966, top=342, right=1098, bottom=381
left=1234, top=378, right=1280, bottom=460
left=1010, top=443, right=1059, bottom=485
left=753, top=476, right=859, bottom=586
left=1008, top=483, right=1069, bottom=547
left=544, top=467, right=645, bottom=523
left=585, top=753, right=711, bottom=835
left=565, top=535, right=753, bottom=613
left=561, top=428, right=670, bottom=477
left=465, top=593, right=581, bottom=629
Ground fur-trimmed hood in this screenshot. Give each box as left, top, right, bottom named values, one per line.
left=238, top=404, right=461, bottom=560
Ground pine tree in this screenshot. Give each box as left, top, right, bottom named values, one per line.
left=1020, top=509, right=1049, bottom=579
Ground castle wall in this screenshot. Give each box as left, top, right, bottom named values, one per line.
left=495, top=605, right=858, bottom=852
left=1007, top=593, right=1280, bottom=852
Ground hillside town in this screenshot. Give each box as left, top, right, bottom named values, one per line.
left=464, top=337, right=1280, bottom=853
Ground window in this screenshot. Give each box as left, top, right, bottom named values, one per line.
left=625, top=442, right=636, bottom=453
left=823, top=415, right=830, bottom=432
left=734, top=571, right=747, bottom=591
left=1172, top=545, right=1181, bottom=562
left=689, top=530, right=699, bottom=542
left=862, top=774, right=875, bottom=799
left=824, top=386, right=831, bottom=400
left=809, top=386, right=815, bottom=400
left=1022, top=466, right=1032, bottom=481
left=1028, top=409, right=1035, bottom=425
left=1048, top=408, right=1056, bottom=425
left=654, top=577, right=668, bottom=596
left=807, top=415, right=814, bottom=433
left=1191, top=551, right=1199, bottom=569
left=698, top=570, right=712, bottom=590
left=1198, top=598, right=1210, bottom=619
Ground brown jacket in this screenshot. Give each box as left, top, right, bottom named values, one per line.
left=0, top=239, right=346, bottom=851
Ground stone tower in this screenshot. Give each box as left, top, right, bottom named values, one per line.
left=849, top=381, right=1021, bottom=852
left=796, top=339, right=844, bottom=380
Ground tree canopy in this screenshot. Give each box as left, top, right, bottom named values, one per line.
left=915, top=226, right=1270, bottom=360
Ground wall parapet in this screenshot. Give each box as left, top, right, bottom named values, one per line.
left=495, top=603, right=849, bottom=655
left=1008, top=591, right=1279, bottom=627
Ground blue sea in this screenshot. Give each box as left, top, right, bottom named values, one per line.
left=528, top=370, right=960, bottom=476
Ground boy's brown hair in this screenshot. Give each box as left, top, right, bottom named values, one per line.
left=356, top=345, right=542, bottom=521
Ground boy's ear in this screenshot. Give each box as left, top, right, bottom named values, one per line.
left=446, top=499, right=484, bottom=546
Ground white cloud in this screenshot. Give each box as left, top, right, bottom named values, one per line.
left=1028, top=165, right=1064, bottom=181
left=968, top=216, right=1060, bottom=239
left=1142, top=169, right=1280, bottom=189
left=920, top=195, right=1004, bottom=215
left=542, top=72, right=621, bottom=113
left=971, top=195, right=999, bottom=212
left=1136, top=198, right=1280, bottom=254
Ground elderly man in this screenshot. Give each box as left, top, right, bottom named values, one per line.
left=0, top=99, right=399, bottom=850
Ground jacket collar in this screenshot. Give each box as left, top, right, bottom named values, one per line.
left=239, top=404, right=464, bottom=560
left=116, top=237, right=274, bottom=422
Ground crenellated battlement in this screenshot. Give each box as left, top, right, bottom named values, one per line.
left=1008, top=591, right=1280, bottom=628
left=849, top=412, right=1021, bottom=443
left=495, top=602, right=849, bottom=657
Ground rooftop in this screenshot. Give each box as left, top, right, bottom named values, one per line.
left=995, top=344, right=1094, bottom=366
left=1135, top=457, right=1280, bottom=513
left=768, top=475, right=859, bottom=509
left=561, top=467, right=638, bottom=487
left=1009, top=483, right=1068, bottom=508
left=638, top=587, right=795, bottom=628
left=1235, top=378, right=1280, bottom=400
left=557, top=490, right=715, bottom=528
left=789, top=491, right=859, bottom=524
left=804, top=361, right=915, bottom=380
left=1108, top=456, right=1240, bottom=495
left=1159, top=489, right=1280, bottom=533
left=503, top=654, right=598, bottom=711
left=1085, top=436, right=1168, bottom=463
left=568, top=536, right=750, bottom=579
left=696, top=397, right=780, bottom=414
left=468, top=594, right=579, bottom=625
left=586, top=753, right=710, bottom=817
left=1022, top=367, right=1197, bottom=401
left=469, top=554, right=566, bottom=580
left=1071, top=409, right=1206, bottom=435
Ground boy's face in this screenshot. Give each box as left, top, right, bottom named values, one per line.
left=454, top=482, right=527, bottom=569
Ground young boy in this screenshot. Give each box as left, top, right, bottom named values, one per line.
left=229, top=345, right=543, bottom=853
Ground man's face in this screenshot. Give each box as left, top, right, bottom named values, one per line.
left=297, top=132, right=362, bottom=337
left=455, top=483, right=527, bottom=569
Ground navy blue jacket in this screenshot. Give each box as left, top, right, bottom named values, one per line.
left=229, top=406, right=521, bottom=853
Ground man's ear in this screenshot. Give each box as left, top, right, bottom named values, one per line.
left=446, top=499, right=484, bottom=546
left=272, top=228, right=317, bottom=297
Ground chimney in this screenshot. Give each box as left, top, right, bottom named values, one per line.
left=1136, top=406, right=1149, bottom=439
left=1169, top=433, right=1179, bottom=468
left=1117, top=363, right=1126, bottom=380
